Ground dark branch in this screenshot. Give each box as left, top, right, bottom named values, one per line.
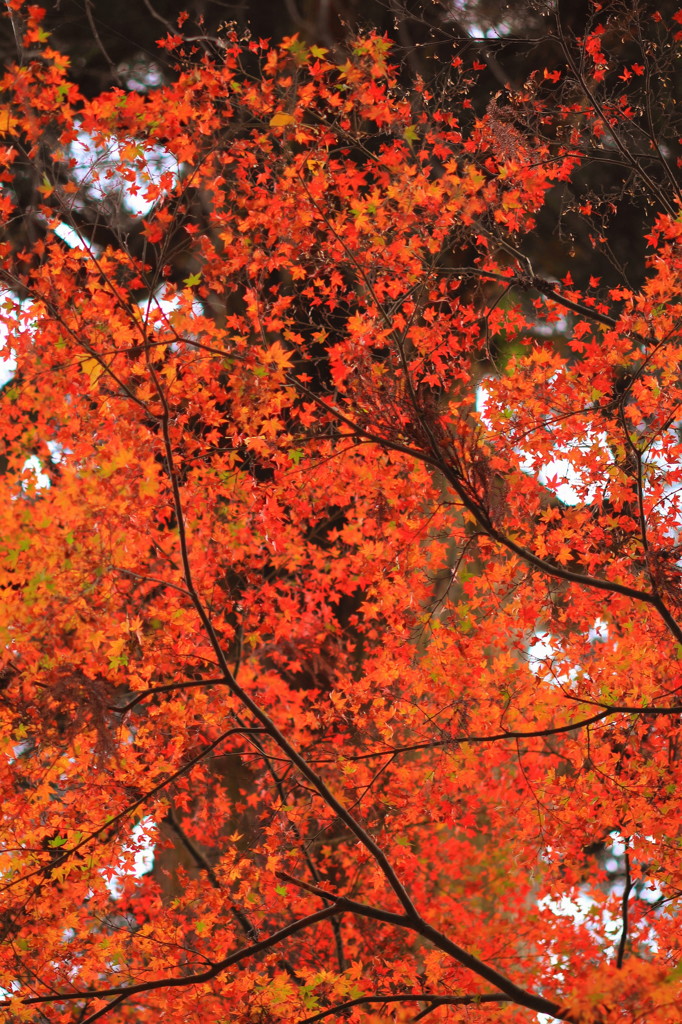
left=616, top=848, right=633, bottom=970
left=289, top=376, right=666, bottom=612
left=110, top=676, right=228, bottom=713
left=2, top=906, right=341, bottom=1008
left=276, top=872, right=565, bottom=1021
left=150, top=357, right=422, bottom=920
left=78, top=993, right=129, bottom=1024
left=299, top=991, right=512, bottom=1024
left=0, top=727, right=266, bottom=895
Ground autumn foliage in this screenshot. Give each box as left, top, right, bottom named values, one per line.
left=1, top=2, right=682, bottom=1021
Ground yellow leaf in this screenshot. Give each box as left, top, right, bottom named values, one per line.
left=81, top=356, right=104, bottom=389
left=0, top=107, right=18, bottom=135
left=269, top=112, right=295, bottom=127
left=139, top=475, right=159, bottom=497
left=100, top=450, right=132, bottom=478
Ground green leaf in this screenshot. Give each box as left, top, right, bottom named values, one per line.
left=666, top=961, right=682, bottom=983
left=301, top=988, right=320, bottom=1010
left=183, top=271, right=202, bottom=288
left=285, top=38, right=310, bottom=63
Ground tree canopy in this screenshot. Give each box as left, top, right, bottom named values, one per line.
left=0, top=2, right=682, bottom=1022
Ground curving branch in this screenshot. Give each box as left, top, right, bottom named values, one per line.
left=79, top=993, right=129, bottom=1024
left=109, top=675, right=229, bottom=713
left=556, top=17, right=677, bottom=218
left=288, top=375, right=676, bottom=619
left=0, top=906, right=342, bottom=1009
left=147, top=349, right=422, bottom=920
left=299, top=990, right=512, bottom=1024
left=276, top=872, right=564, bottom=1020
left=0, top=727, right=267, bottom=896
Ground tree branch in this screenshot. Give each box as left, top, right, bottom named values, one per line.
left=299, top=991, right=512, bottom=1024
left=616, top=847, right=633, bottom=970
left=0, top=727, right=266, bottom=895
left=310, top=703, right=682, bottom=762
left=78, top=993, right=129, bottom=1024
left=110, top=675, right=228, bottom=713
left=289, top=376, right=666, bottom=612
left=149, top=357, right=422, bottom=921
left=276, top=873, right=565, bottom=1020
left=1, top=906, right=341, bottom=1008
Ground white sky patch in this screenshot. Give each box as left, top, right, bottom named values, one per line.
left=21, top=441, right=63, bottom=492
left=527, top=618, right=608, bottom=682
left=104, top=817, right=156, bottom=898
left=0, top=354, right=15, bottom=389
left=531, top=453, right=585, bottom=506
left=0, top=981, right=20, bottom=1001
left=587, top=618, right=609, bottom=644
left=131, top=818, right=155, bottom=876
left=642, top=424, right=682, bottom=541
left=537, top=834, right=663, bottom=1021
left=69, top=126, right=180, bottom=217
left=53, top=220, right=101, bottom=253
left=0, top=287, right=17, bottom=388
left=536, top=888, right=621, bottom=1024
left=477, top=382, right=606, bottom=506
left=446, top=7, right=509, bottom=39
left=534, top=315, right=569, bottom=338
left=119, top=60, right=163, bottom=93
left=22, top=455, right=49, bottom=490
left=139, top=282, right=205, bottom=337
left=526, top=633, right=579, bottom=688
left=527, top=632, right=557, bottom=674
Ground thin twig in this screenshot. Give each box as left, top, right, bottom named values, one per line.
left=556, top=17, right=675, bottom=217
left=83, top=0, right=122, bottom=86
left=311, top=703, right=682, bottom=762
left=110, top=675, right=228, bottom=713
